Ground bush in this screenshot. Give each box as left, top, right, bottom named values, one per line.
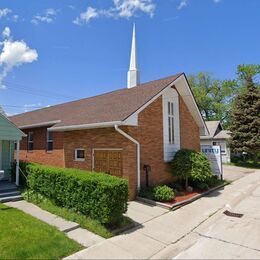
left=26, top=163, right=128, bottom=225
left=152, top=185, right=175, bottom=202
left=172, top=149, right=212, bottom=188
left=196, top=182, right=209, bottom=190
left=205, top=175, right=221, bottom=186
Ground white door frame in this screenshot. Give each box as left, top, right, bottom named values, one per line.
left=92, top=148, right=123, bottom=171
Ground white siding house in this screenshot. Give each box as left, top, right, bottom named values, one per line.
left=200, top=121, right=231, bottom=163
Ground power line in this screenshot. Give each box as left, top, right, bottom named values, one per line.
left=3, top=80, right=78, bottom=100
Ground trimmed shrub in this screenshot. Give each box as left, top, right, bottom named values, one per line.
left=172, top=149, right=212, bottom=188
left=26, top=163, right=128, bottom=225
left=152, top=185, right=175, bottom=202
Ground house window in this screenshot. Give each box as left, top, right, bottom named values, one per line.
left=28, top=132, right=34, bottom=151
left=14, top=141, right=17, bottom=150
left=47, top=131, right=53, bottom=151
left=168, top=102, right=174, bottom=144
left=75, top=149, right=85, bottom=161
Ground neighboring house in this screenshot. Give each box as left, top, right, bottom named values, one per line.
left=0, top=113, right=25, bottom=184
left=200, top=121, right=231, bottom=163
left=9, top=26, right=208, bottom=199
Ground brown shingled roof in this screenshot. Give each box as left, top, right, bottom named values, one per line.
left=10, top=73, right=182, bottom=128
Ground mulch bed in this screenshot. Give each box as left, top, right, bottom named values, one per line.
left=137, top=183, right=226, bottom=210
left=164, top=190, right=201, bottom=206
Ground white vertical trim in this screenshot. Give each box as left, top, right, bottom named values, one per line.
left=15, top=140, right=20, bottom=186
left=114, top=125, right=141, bottom=191
left=162, top=88, right=180, bottom=162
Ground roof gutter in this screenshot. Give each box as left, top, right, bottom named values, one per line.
left=114, top=124, right=141, bottom=192
left=49, top=121, right=123, bottom=132
left=20, top=120, right=61, bottom=130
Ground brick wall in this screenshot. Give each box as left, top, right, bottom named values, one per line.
left=126, top=96, right=175, bottom=189
left=63, top=128, right=137, bottom=199
left=179, top=97, right=200, bottom=151
left=18, top=127, right=65, bottom=168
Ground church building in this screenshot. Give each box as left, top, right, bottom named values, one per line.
left=10, top=25, right=208, bottom=199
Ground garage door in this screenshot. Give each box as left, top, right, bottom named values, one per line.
left=94, top=150, right=123, bottom=177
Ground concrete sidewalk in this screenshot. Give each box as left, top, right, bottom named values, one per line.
left=223, top=164, right=256, bottom=182
left=66, top=168, right=260, bottom=259
left=5, top=200, right=104, bottom=248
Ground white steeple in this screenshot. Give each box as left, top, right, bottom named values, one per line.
left=127, top=23, right=140, bottom=88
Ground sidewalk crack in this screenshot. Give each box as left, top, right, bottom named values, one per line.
left=195, top=231, right=260, bottom=252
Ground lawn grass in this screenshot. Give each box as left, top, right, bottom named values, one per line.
left=22, top=190, right=118, bottom=239
left=0, top=203, right=82, bottom=259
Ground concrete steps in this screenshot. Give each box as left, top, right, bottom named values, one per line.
left=0, top=181, right=23, bottom=202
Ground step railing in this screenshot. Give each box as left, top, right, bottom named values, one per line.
left=18, top=166, right=30, bottom=200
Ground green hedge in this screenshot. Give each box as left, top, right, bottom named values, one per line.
left=26, top=163, right=128, bottom=225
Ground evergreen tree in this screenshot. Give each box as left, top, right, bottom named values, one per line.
left=229, top=65, right=260, bottom=162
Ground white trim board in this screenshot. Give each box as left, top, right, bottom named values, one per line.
left=162, top=88, right=180, bottom=162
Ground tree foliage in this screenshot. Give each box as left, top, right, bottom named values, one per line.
left=229, top=64, right=260, bottom=160
left=172, top=149, right=212, bottom=190
left=188, top=72, right=238, bottom=126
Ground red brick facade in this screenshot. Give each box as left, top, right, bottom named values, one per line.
left=18, top=92, right=201, bottom=200
left=179, top=97, right=200, bottom=151
left=19, top=128, right=65, bottom=168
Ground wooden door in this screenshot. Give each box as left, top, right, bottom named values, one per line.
left=94, top=150, right=122, bottom=177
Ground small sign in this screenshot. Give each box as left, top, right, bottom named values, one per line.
left=201, top=145, right=222, bottom=177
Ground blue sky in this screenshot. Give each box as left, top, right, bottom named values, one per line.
left=0, top=0, right=259, bottom=115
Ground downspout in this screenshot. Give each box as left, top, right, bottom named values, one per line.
left=114, top=125, right=140, bottom=192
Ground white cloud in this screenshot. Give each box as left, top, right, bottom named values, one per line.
left=31, top=8, right=57, bottom=25
left=113, top=0, right=155, bottom=18
left=73, top=7, right=99, bottom=25
left=68, top=5, right=76, bottom=10
left=0, top=27, right=38, bottom=89
left=2, top=27, right=11, bottom=39
left=24, top=103, right=43, bottom=112
left=177, top=0, right=188, bottom=10
left=11, top=14, right=19, bottom=22
left=0, top=8, right=12, bottom=18
left=73, top=0, right=155, bottom=25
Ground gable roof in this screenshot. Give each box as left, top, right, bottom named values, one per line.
left=204, top=121, right=222, bottom=138
left=10, top=73, right=207, bottom=134
left=214, top=130, right=231, bottom=139
left=0, top=113, right=26, bottom=140
left=201, top=120, right=230, bottom=140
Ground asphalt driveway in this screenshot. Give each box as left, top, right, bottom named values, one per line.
left=66, top=166, right=260, bottom=259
